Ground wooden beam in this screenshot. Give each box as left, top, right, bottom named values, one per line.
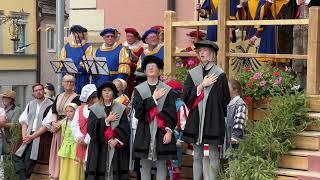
left=227, top=19, right=309, bottom=26
left=171, top=19, right=308, bottom=28
left=175, top=52, right=307, bottom=60
left=173, top=52, right=197, bottom=57
left=227, top=53, right=307, bottom=60
left=172, top=20, right=218, bottom=28
left=164, top=11, right=176, bottom=78
left=217, top=0, right=229, bottom=73
left=307, top=7, right=320, bottom=95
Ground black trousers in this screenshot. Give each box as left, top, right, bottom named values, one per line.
left=12, top=143, right=36, bottom=180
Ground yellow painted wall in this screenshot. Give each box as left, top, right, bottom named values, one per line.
left=1, top=0, right=37, bottom=54
left=0, top=55, right=37, bottom=70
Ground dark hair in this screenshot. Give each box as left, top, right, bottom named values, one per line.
left=229, top=79, right=242, bottom=96
left=87, top=91, right=98, bottom=103
left=32, top=83, right=44, bottom=91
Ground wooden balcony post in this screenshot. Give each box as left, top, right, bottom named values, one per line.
left=164, top=11, right=176, bottom=78
left=306, top=7, right=320, bottom=95
left=217, top=0, right=230, bottom=75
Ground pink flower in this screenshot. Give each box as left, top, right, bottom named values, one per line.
left=176, top=62, right=180, bottom=67
left=259, top=80, right=267, bottom=87
left=253, top=72, right=263, bottom=80
left=273, top=77, right=283, bottom=87
left=187, top=59, right=196, bottom=67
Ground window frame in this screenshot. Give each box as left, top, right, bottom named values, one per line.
left=12, top=13, right=28, bottom=54
left=46, top=25, right=56, bottom=52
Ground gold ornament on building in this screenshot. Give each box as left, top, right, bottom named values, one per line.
left=0, top=9, right=25, bottom=41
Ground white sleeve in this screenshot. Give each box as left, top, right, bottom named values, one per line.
left=197, top=86, right=202, bottom=96
left=71, top=108, right=84, bottom=142
left=180, top=105, right=188, bottom=130
left=131, top=109, right=138, bottom=130
left=267, top=0, right=273, bottom=3
left=42, top=108, right=52, bottom=130
left=0, top=108, right=5, bottom=117
left=152, top=96, right=158, bottom=105
left=84, top=134, right=91, bottom=144
left=19, top=104, right=29, bottom=125
left=305, top=0, right=311, bottom=5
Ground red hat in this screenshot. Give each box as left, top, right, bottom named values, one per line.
left=187, top=31, right=206, bottom=40
left=166, top=80, right=183, bottom=91
left=151, top=25, right=164, bottom=32
left=125, top=28, right=141, bottom=39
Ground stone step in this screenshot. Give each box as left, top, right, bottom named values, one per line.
left=276, top=176, right=298, bottom=180
left=279, top=150, right=320, bottom=171
left=305, top=112, right=320, bottom=131
left=293, top=131, right=320, bottom=150
left=277, top=168, right=320, bottom=180
left=30, top=164, right=49, bottom=180
left=307, top=98, right=320, bottom=112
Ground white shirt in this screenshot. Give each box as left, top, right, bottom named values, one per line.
left=71, top=105, right=91, bottom=144
left=42, top=109, right=53, bottom=130
left=0, top=108, right=5, bottom=117
left=19, top=100, right=52, bottom=132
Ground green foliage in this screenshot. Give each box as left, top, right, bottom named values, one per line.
left=223, top=93, right=309, bottom=180
left=3, top=122, right=21, bottom=180
left=175, top=66, right=188, bottom=84
left=237, top=66, right=297, bottom=101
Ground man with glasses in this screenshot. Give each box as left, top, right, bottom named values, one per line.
left=13, top=83, right=53, bottom=180
left=140, top=29, right=164, bottom=67
left=93, top=28, right=129, bottom=88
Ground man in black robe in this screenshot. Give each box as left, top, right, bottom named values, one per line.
left=131, top=55, right=177, bottom=180
left=86, top=82, right=130, bottom=180
left=181, top=40, right=231, bottom=180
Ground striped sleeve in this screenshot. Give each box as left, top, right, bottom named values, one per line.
left=232, top=104, right=247, bottom=140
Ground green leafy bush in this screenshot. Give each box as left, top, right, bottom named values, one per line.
left=3, top=122, right=21, bottom=180
left=222, top=93, right=310, bottom=180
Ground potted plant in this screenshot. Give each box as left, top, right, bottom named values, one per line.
left=237, top=66, right=298, bottom=122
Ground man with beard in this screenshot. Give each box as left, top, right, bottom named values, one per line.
left=13, top=84, right=53, bottom=180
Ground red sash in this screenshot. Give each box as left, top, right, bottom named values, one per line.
left=75, top=105, right=87, bottom=161
left=148, top=106, right=166, bottom=131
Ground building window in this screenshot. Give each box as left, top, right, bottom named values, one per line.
left=47, top=27, right=56, bottom=51
left=13, top=23, right=26, bottom=53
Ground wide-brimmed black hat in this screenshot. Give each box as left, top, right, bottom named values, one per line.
left=97, top=82, right=119, bottom=99
left=142, top=56, right=164, bottom=71
left=194, top=40, right=219, bottom=52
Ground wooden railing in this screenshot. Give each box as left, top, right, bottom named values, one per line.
left=164, top=4, right=320, bottom=95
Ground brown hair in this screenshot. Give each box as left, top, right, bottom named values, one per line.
left=32, top=83, right=44, bottom=91
left=229, top=79, right=242, bottom=96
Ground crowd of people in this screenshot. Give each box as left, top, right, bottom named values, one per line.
left=0, top=39, right=247, bottom=180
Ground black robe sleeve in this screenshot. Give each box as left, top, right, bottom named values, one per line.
left=220, top=73, right=231, bottom=117
left=183, top=73, right=198, bottom=109
left=51, top=94, right=59, bottom=114
left=113, top=112, right=130, bottom=146
left=158, top=90, right=177, bottom=131
left=87, top=111, right=105, bottom=144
